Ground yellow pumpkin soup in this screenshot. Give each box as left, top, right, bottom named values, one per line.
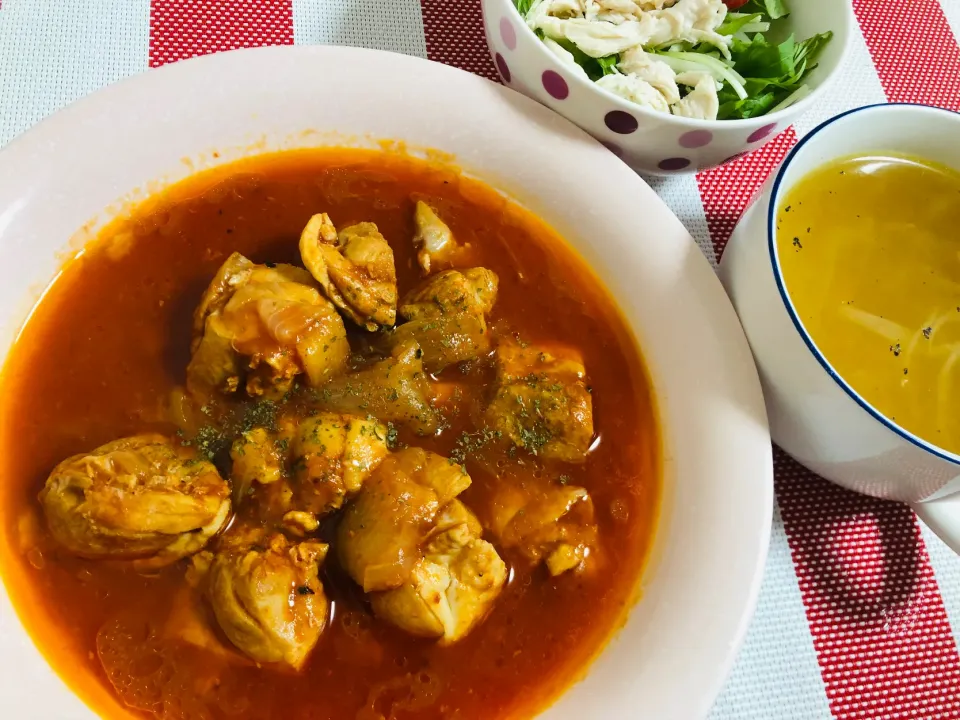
left=777, top=154, right=960, bottom=453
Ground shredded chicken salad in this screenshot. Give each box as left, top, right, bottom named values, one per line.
left=515, top=0, right=832, bottom=120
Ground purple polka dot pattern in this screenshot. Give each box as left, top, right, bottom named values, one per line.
left=542, top=70, right=569, bottom=99
left=601, top=141, right=624, bottom=158
left=658, top=157, right=691, bottom=171
left=604, top=110, right=638, bottom=134
left=500, top=17, right=517, bottom=51
left=679, top=129, right=713, bottom=148
left=748, top=123, right=777, bottom=143
left=495, top=53, right=511, bottom=83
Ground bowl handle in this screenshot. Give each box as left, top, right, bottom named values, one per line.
left=913, top=492, right=960, bottom=554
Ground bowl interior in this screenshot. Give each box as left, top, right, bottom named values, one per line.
left=0, top=45, right=772, bottom=719
left=768, top=103, right=960, bottom=467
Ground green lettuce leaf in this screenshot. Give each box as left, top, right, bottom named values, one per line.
left=720, top=30, right=832, bottom=119
left=740, top=0, right=789, bottom=20
left=731, top=33, right=797, bottom=78
left=794, top=32, right=833, bottom=71
left=596, top=55, right=620, bottom=75
left=717, top=90, right=778, bottom=119
left=717, top=12, right=763, bottom=36
left=554, top=38, right=620, bottom=80
left=515, top=0, right=534, bottom=15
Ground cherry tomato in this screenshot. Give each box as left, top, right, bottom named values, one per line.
left=723, top=0, right=751, bottom=8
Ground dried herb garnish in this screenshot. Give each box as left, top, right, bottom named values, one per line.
left=385, top=422, right=399, bottom=449
left=193, top=425, right=230, bottom=461
left=241, top=399, right=278, bottom=432
left=450, top=427, right=503, bottom=465
left=516, top=421, right=553, bottom=456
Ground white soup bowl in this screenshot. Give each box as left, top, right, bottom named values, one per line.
left=0, top=46, right=772, bottom=719
left=720, top=103, right=960, bottom=553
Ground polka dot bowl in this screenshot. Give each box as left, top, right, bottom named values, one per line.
left=482, top=0, right=853, bottom=175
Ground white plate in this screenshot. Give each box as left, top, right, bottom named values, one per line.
left=0, top=45, right=772, bottom=720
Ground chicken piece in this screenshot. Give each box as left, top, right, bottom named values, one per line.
left=165, top=579, right=247, bottom=663
left=187, top=252, right=350, bottom=399
left=671, top=73, right=720, bottom=120
left=596, top=73, right=671, bottom=113
left=525, top=0, right=645, bottom=56
left=562, top=17, right=650, bottom=57
left=648, top=0, right=729, bottom=56
left=488, top=480, right=597, bottom=575
left=528, top=0, right=728, bottom=58
left=371, top=500, right=507, bottom=644
left=190, top=252, right=255, bottom=340
left=230, top=427, right=284, bottom=505
left=282, top=511, right=320, bottom=537
left=230, top=411, right=389, bottom=519
left=542, top=37, right=591, bottom=79
left=399, top=268, right=498, bottom=321
left=531, top=0, right=584, bottom=19
left=291, top=412, right=390, bottom=515
left=674, top=69, right=713, bottom=87
left=412, top=201, right=467, bottom=275
left=634, top=0, right=679, bottom=9
left=585, top=0, right=636, bottom=22
left=317, top=339, right=440, bottom=435
left=186, top=255, right=254, bottom=397
left=204, top=527, right=330, bottom=669
left=39, top=434, right=231, bottom=570
left=299, top=213, right=398, bottom=331
left=585, top=0, right=675, bottom=22
left=530, top=10, right=650, bottom=58
left=338, top=448, right=471, bottom=592
left=392, top=268, right=499, bottom=374
left=257, top=477, right=297, bottom=521
left=618, top=46, right=681, bottom=105
left=485, top=341, right=594, bottom=463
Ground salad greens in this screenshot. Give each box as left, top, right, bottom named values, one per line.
left=513, top=0, right=832, bottom=121
left=552, top=37, right=621, bottom=81
left=715, top=30, right=833, bottom=118
left=739, top=0, right=789, bottom=20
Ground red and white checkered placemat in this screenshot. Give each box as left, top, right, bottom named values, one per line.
left=2, top=1, right=960, bottom=717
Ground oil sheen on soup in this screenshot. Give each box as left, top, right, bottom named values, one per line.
left=777, top=154, right=960, bottom=453
left=0, top=149, right=660, bottom=720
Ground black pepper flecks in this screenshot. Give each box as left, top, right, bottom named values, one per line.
left=890, top=343, right=902, bottom=357
left=923, top=326, right=933, bottom=339
left=793, top=237, right=802, bottom=250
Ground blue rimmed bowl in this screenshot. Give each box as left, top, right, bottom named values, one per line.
left=719, top=103, right=960, bottom=554
left=482, top=0, right=852, bottom=174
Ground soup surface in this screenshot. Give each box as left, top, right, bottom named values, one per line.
left=0, top=149, right=659, bottom=720
left=777, top=154, right=960, bottom=453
